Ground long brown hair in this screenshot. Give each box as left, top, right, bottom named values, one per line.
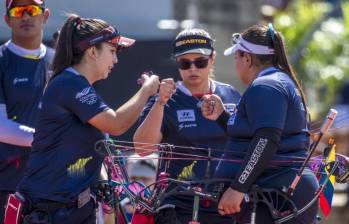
left=241, top=24, right=308, bottom=113
left=51, top=14, right=109, bottom=77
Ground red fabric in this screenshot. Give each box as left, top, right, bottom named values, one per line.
left=319, top=193, right=331, bottom=218
left=117, top=211, right=127, bottom=224
left=4, top=194, right=23, bottom=224
left=131, top=213, right=155, bottom=224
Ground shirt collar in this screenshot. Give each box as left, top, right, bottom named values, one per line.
left=6, top=40, right=46, bottom=59
left=65, top=67, right=81, bottom=76
left=256, top=66, right=279, bottom=78
left=176, top=80, right=216, bottom=96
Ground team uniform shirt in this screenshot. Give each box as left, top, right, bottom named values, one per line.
left=216, top=67, right=310, bottom=181
left=17, top=68, right=108, bottom=203
left=139, top=80, right=240, bottom=212
left=0, top=42, right=54, bottom=191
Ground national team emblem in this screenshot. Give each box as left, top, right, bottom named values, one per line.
left=177, top=110, right=196, bottom=122
left=76, top=87, right=98, bottom=105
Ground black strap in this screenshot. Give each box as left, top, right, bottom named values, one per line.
left=216, top=110, right=231, bottom=132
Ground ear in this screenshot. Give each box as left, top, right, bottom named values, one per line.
left=43, top=9, right=50, bottom=24
left=3, top=14, right=11, bottom=27
left=86, top=46, right=99, bottom=60
left=210, top=51, right=216, bottom=64
left=244, top=53, right=253, bottom=68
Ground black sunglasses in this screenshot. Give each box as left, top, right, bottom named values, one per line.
left=176, top=57, right=210, bottom=70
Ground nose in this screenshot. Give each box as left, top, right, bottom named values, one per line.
left=21, top=11, right=31, bottom=20
left=113, top=53, right=118, bottom=64
left=188, top=62, right=197, bottom=70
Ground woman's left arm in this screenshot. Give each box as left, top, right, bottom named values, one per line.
left=218, top=84, right=288, bottom=215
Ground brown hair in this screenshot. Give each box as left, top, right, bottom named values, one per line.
left=51, top=14, right=109, bottom=76
left=240, top=24, right=307, bottom=113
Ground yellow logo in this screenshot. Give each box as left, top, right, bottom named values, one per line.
left=177, top=161, right=197, bottom=181
left=67, top=156, right=92, bottom=178
left=176, top=39, right=207, bottom=47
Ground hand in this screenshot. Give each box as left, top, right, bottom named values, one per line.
left=201, top=94, right=224, bottom=120
left=157, top=78, right=176, bottom=105
left=140, top=73, right=160, bottom=96
left=218, top=187, right=245, bottom=215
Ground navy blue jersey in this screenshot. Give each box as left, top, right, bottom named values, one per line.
left=139, top=80, right=240, bottom=210
left=17, top=68, right=108, bottom=203
left=0, top=44, right=54, bottom=190
left=216, top=67, right=309, bottom=179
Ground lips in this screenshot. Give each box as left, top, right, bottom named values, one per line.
left=20, top=24, right=34, bottom=29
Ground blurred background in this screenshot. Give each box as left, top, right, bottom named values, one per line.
left=1, top=0, right=349, bottom=222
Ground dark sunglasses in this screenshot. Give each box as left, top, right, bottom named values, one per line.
left=176, top=57, right=210, bottom=70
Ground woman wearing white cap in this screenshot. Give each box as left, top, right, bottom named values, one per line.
left=6, top=14, right=160, bottom=224
left=201, top=24, right=319, bottom=223
left=134, top=28, right=240, bottom=224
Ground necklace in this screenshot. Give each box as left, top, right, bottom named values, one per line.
left=192, top=86, right=212, bottom=108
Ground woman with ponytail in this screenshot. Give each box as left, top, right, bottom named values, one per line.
left=201, top=24, right=319, bottom=223
left=13, top=14, right=159, bottom=223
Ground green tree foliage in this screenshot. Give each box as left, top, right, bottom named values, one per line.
left=274, top=0, right=349, bottom=119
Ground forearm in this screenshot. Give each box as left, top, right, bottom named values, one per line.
left=134, top=100, right=164, bottom=155
left=230, top=127, right=281, bottom=193
left=113, top=87, right=153, bottom=134
left=0, top=105, right=34, bottom=147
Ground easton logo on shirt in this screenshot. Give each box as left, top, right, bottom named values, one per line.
left=177, top=110, right=196, bottom=122
left=75, top=87, right=98, bottom=105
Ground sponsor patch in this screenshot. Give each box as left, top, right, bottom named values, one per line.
left=177, top=110, right=196, bottom=122
left=224, top=103, right=236, bottom=114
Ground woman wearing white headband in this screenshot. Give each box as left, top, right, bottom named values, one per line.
left=201, top=24, right=319, bottom=223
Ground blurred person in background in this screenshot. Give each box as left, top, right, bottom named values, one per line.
left=0, top=0, right=52, bottom=221
left=134, top=28, right=240, bottom=224
left=11, top=14, right=159, bottom=223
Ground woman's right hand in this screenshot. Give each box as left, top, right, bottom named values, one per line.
left=157, top=78, right=176, bottom=105
left=201, top=94, right=225, bottom=120
left=140, top=73, right=160, bottom=96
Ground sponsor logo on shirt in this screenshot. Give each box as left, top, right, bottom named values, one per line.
left=68, top=156, right=93, bottom=178
left=224, top=103, right=236, bottom=114
left=178, top=123, right=197, bottom=131
left=227, top=111, right=237, bottom=126
left=75, top=87, right=98, bottom=105
left=177, top=110, right=196, bottom=122
left=13, top=77, right=29, bottom=85
left=177, top=161, right=197, bottom=181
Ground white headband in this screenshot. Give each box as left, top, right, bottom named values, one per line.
left=224, top=33, right=274, bottom=56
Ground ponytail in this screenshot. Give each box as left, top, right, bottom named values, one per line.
left=52, top=14, right=81, bottom=76
left=51, top=14, right=109, bottom=79
left=242, top=25, right=308, bottom=114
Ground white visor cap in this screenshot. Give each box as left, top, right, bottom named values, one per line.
left=224, top=33, right=274, bottom=56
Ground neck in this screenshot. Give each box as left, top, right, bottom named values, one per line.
left=11, top=33, right=43, bottom=50
left=73, top=62, right=97, bottom=85
left=184, top=80, right=211, bottom=95
left=249, top=64, right=272, bottom=83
